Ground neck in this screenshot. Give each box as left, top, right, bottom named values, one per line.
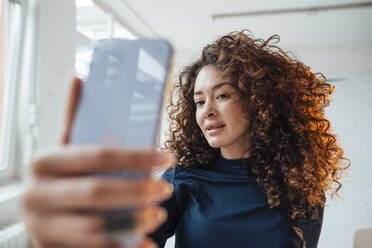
left=220, top=140, right=251, bottom=159
left=221, top=150, right=251, bottom=159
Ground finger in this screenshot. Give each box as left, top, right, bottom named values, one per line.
left=23, top=178, right=173, bottom=211
left=24, top=212, right=107, bottom=248
left=134, top=206, right=167, bottom=235
left=130, top=237, right=157, bottom=248
left=23, top=208, right=162, bottom=248
left=61, top=77, right=82, bottom=145
left=32, top=146, right=173, bottom=177
left=101, top=207, right=164, bottom=248
left=115, top=238, right=157, bottom=248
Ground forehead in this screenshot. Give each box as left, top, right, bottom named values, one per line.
left=194, top=65, right=225, bottom=92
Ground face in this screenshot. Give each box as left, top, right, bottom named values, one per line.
left=193, top=65, right=250, bottom=158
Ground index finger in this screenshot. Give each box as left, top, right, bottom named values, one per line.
left=32, top=146, right=172, bottom=177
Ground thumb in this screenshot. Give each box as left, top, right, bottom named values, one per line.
left=60, top=77, right=82, bottom=145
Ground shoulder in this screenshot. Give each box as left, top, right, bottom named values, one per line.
left=292, top=205, right=324, bottom=248
left=160, top=164, right=211, bottom=186
left=159, top=164, right=182, bottom=183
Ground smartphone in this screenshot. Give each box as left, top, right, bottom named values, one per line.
left=69, top=38, right=173, bottom=246
left=70, top=38, right=172, bottom=148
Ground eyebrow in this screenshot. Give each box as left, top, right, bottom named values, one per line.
left=193, top=82, right=232, bottom=96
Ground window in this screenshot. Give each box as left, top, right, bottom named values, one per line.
left=75, top=0, right=136, bottom=78
left=0, top=0, right=26, bottom=180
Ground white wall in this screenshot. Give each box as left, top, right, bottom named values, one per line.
left=318, top=73, right=372, bottom=248
left=34, top=0, right=75, bottom=149
left=294, top=44, right=372, bottom=248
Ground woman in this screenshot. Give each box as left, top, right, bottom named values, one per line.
left=22, top=30, right=349, bottom=248
left=149, top=30, right=349, bottom=248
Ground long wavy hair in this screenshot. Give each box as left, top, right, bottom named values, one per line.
left=165, top=30, right=350, bottom=219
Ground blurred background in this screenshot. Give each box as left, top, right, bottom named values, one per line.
left=0, top=0, right=371, bottom=247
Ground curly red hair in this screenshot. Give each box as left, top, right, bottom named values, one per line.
left=165, top=30, right=350, bottom=219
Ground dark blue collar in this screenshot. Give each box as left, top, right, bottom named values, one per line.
left=219, top=155, right=248, bottom=168
left=214, top=154, right=254, bottom=177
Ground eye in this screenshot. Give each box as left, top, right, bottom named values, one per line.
left=195, top=100, right=205, bottom=106
left=217, top=93, right=229, bottom=100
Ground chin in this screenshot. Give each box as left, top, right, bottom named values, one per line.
left=206, top=139, right=224, bottom=149
left=208, top=143, right=221, bottom=149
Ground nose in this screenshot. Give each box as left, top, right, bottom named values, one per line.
left=202, top=100, right=217, bottom=118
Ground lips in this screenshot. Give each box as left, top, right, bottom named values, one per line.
left=205, top=123, right=225, bottom=131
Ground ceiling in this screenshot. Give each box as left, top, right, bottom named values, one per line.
left=123, top=0, right=372, bottom=48
left=97, top=0, right=372, bottom=78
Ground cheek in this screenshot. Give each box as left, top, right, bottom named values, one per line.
left=223, top=102, right=239, bottom=117
left=225, top=102, right=247, bottom=126
left=195, top=110, right=203, bottom=130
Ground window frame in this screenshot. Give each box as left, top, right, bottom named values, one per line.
left=75, top=0, right=138, bottom=78
left=0, top=0, right=27, bottom=181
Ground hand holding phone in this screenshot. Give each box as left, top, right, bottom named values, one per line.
left=23, top=145, right=173, bottom=248
left=22, top=38, right=174, bottom=248
left=69, top=38, right=173, bottom=245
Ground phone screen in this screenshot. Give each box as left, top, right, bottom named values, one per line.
left=70, top=39, right=172, bottom=148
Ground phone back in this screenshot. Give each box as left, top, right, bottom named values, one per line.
left=70, top=39, right=172, bottom=148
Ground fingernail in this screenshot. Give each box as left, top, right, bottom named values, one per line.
left=156, top=208, right=167, bottom=223
left=142, top=241, right=158, bottom=248
left=161, top=182, right=174, bottom=198
left=149, top=243, right=158, bottom=248
left=154, top=152, right=170, bottom=165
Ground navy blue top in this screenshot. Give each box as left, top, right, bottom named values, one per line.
left=150, top=156, right=323, bottom=248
